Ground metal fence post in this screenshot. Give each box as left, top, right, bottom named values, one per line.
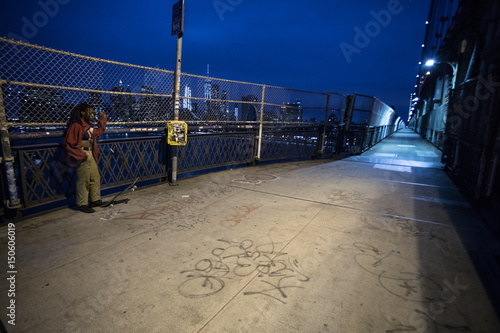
left=256, top=85, right=266, bottom=161
left=361, top=126, right=368, bottom=150
left=169, top=2, right=184, bottom=186
left=167, top=0, right=185, bottom=186
left=0, top=81, right=21, bottom=210
left=316, top=93, right=330, bottom=157
left=336, top=94, right=355, bottom=153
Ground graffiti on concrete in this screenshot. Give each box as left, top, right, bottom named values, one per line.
left=231, top=174, right=279, bottom=185
left=339, top=243, right=441, bottom=303
left=338, top=242, right=470, bottom=332
left=178, top=237, right=309, bottom=303
left=220, top=203, right=262, bottom=227
left=119, top=195, right=204, bottom=221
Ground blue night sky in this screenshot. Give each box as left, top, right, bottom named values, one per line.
left=0, top=0, right=431, bottom=120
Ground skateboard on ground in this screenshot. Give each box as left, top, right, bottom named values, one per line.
left=103, top=177, right=139, bottom=207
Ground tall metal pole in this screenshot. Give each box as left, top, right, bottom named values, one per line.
left=173, top=30, right=183, bottom=121
left=0, top=81, right=21, bottom=209
left=170, top=35, right=182, bottom=185
left=256, top=85, right=266, bottom=161
left=170, top=0, right=184, bottom=185
left=318, top=93, right=331, bottom=156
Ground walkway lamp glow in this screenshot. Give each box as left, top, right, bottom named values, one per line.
left=425, top=59, right=458, bottom=89
left=425, top=59, right=436, bottom=66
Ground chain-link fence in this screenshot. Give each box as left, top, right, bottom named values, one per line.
left=0, top=37, right=332, bottom=128
left=0, top=38, right=174, bottom=127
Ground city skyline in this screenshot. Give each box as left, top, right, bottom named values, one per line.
left=7, top=77, right=314, bottom=124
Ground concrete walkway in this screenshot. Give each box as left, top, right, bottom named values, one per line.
left=1, top=129, right=500, bottom=332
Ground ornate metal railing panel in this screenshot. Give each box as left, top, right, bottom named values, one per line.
left=98, top=137, right=166, bottom=185
left=259, top=129, right=319, bottom=161
left=16, top=144, right=74, bottom=208
left=178, top=132, right=255, bottom=174
left=13, top=137, right=166, bottom=208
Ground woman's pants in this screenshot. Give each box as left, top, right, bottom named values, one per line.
left=76, top=150, right=101, bottom=206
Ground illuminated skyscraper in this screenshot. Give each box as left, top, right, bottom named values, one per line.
left=204, top=64, right=212, bottom=118
left=89, top=88, right=104, bottom=114
left=182, top=84, right=192, bottom=111
left=204, top=65, right=212, bottom=98
left=111, top=80, right=134, bottom=121
left=20, top=86, right=64, bottom=122
left=280, top=99, right=303, bottom=122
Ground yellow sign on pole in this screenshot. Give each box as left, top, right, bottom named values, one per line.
left=167, top=121, right=187, bottom=145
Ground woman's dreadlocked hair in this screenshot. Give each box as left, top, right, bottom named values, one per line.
left=68, top=102, right=93, bottom=126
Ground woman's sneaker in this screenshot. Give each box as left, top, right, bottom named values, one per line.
left=80, top=205, right=96, bottom=213
left=90, top=200, right=105, bottom=207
